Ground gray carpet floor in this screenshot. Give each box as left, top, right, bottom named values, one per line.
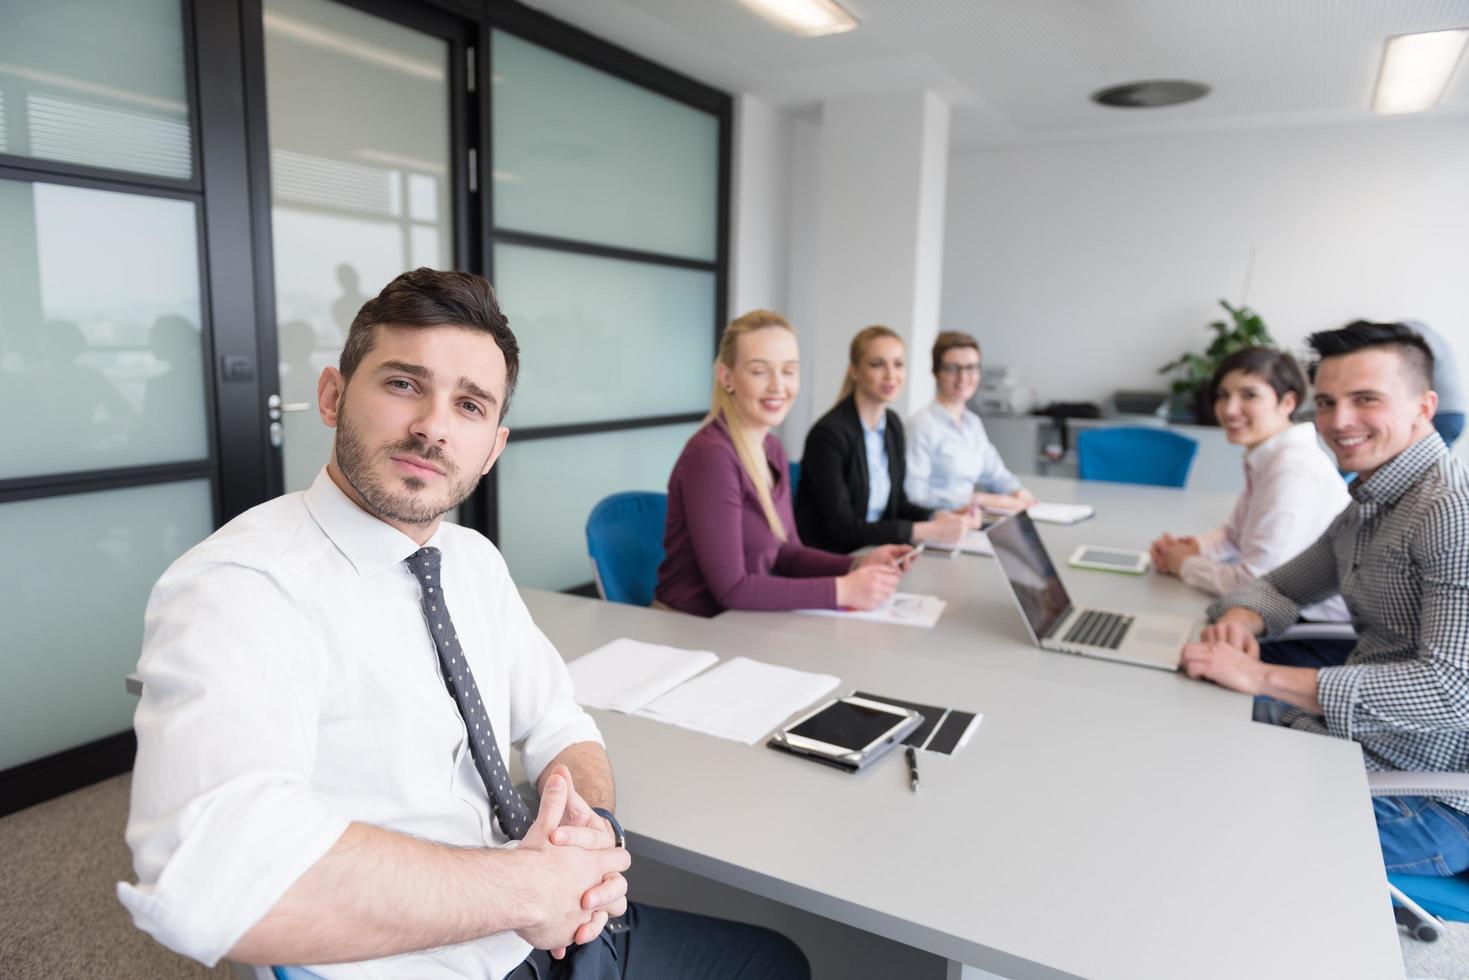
left=0, top=773, right=231, bottom=979
left=2, top=773, right=1466, bottom=978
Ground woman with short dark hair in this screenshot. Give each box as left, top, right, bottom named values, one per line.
left=1150, top=347, right=1350, bottom=620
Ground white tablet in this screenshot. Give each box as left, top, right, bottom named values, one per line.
left=768, top=695, right=922, bottom=772
left=1067, top=545, right=1151, bottom=575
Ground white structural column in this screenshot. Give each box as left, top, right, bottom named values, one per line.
left=807, top=90, right=951, bottom=424
left=729, top=93, right=792, bottom=318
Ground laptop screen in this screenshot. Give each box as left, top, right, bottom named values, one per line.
left=986, top=511, right=1072, bottom=641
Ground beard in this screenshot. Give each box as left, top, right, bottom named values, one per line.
left=334, top=394, right=486, bottom=526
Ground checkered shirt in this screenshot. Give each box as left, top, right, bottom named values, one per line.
left=1209, top=432, right=1469, bottom=812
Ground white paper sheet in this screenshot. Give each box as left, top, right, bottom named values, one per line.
left=635, top=656, right=840, bottom=745
left=1028, top=502, right=1095, bottom=524
left=796, top=592, right=947, bottom=628
left=568, top=638, right=719, bottom=713
left=986, top=501, right=1095, bottom=525
left=956, top=530, right=994, bottom=556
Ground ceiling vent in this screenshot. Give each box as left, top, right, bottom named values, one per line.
left=1091, top=80, right=1210, bottom=108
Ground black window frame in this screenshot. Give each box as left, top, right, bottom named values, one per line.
left=1, top=0, right=733, bottom=814
left=0, top=0, right=221, bottom=815
left=473, top=1, right=733, bottom=543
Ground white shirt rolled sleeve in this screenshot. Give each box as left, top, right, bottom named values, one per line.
left=119, top=470, right=603, bottom=978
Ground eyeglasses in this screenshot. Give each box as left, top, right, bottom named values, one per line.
left=938, top=364, right=981, bottom=376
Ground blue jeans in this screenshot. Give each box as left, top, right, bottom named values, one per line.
left=1435, top=412, right=1465, bottom=448
left=508, top=903, right=810, bottom=980
left=1259, top=637, right=1354, bottom=669
left=1254, top=697, right=1469, bottom=876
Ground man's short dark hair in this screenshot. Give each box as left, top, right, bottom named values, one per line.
left=1306, top=320, right=1434, bottom=392
left=340, top=268, right=520, bottom=419
left=1209, top=347, right=1307, bottom=421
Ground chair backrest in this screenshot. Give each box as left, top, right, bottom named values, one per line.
left=272, top=967, right=324, bottom=980
left=585, top=491, right=669, bottom=606
left=1076, top=427, right=1198, bottom=488
left=788, top=459, right=801, bottom=505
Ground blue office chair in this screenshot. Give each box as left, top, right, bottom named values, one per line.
left=1076, top=427, right=1198, bottom=488
left=788, top=459, right=801, bottom=505
left=1371, top=771, right=1469, bottom=942
left=585, top=491, right=668, bottom=606
left=272, top=968, right=324, bottom=980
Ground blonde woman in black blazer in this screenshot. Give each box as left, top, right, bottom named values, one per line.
left=795, top=326, right=974, bottom=554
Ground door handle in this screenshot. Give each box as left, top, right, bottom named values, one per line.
left=267, top=394, right=314, bottom=421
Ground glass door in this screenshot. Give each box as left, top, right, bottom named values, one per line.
left=259, top=0, right=464, bottom=494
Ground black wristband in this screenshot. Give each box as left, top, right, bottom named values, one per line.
left=592, top=806, right=625, bottom=848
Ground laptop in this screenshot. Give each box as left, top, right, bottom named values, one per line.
left=985, top=511, right=1194, bottom=671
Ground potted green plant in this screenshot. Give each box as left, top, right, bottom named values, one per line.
left=1158, top=299, right=1276, bottom=424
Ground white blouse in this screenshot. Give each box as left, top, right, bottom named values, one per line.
left=1179, top=422, right=1351, bottom=621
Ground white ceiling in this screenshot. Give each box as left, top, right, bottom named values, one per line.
left=521, top=0, right=1469, bottom=147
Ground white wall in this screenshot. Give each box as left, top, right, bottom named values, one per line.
left=730, top=93, right=792, bottom=318
left=940, top=116, right=1469, bottom=409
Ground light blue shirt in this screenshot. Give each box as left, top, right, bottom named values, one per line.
left=862, top=413, right=891, bottom=522
left=905, top=400, right=1021, bottom=510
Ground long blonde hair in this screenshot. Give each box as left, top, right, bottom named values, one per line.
left=835, top=324, right=902, bottom=405
left=707, top=309, right=795, bottom=541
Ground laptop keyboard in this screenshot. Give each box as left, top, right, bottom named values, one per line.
left=1063, top=609, right=1134, bottom=650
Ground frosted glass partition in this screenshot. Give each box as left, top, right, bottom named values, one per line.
left=0, top=0, right=191, bottom=179
left=0, top=179, right=208, bottom=479
left=492, top=31, right=719, bottom=261
left=0, top=479, right=213, bottom=770
left=263, top=0, right=452, bottom=493
left=494, top=244, right=715, bottom=428
left=497, top=423, right=699, bottom=591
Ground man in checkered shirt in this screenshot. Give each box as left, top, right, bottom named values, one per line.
left=1181, top=321, right=1469, bottom=878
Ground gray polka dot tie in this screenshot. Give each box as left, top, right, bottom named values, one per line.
left=405, top=547, right=533, bottom=839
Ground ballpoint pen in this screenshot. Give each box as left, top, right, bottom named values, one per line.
left=905, top=745, right=920, bottom=794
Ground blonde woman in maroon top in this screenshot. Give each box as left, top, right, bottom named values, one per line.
left=655, top=310, right=916, bottom=617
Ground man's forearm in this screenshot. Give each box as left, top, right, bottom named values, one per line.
left=1218, top=606, right=1266, bottom=635
left=539, top=741, right=615, bottom=811
left=1260, top=665, right=1323, bottom=715
left=228, top=821, right=540, bottom=965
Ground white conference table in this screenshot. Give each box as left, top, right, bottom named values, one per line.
left=722, top=475, right=1243, bottom=720
left=527, top=476, right=1404, bottom=980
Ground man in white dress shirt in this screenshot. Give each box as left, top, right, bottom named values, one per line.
left=119, top=269, right=808, bottom=980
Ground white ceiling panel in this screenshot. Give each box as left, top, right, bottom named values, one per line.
left=520, top=0, right=1469, bottom=146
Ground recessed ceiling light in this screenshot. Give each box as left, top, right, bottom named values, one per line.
left=1373, top=29, right=1469, bottom=115
left=1090, top=80, right=1210, bottom=109
left=737, top=0, right=859, bottom=38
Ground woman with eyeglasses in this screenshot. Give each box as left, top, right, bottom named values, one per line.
left=905, top=331, right=1036, bottom=514
left=795, top=325, right=976, bottom=554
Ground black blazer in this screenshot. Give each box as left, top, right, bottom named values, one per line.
left=795, top=395, right=932, bottom=553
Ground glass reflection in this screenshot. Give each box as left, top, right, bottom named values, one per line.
left=0, top=0, right=192, bottom=179
left=0, top=179, right=207, bottom=480
left=263, top=0, right=452, bottom=493
left=0, top=479, right=213, bottom=769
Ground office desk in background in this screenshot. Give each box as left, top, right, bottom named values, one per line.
left=724, top=475, right=1244, bottom=721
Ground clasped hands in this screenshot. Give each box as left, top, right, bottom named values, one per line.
left=516, top=764, right=629, bottom=958
left=1149, top=532, right=1200, bottom=576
